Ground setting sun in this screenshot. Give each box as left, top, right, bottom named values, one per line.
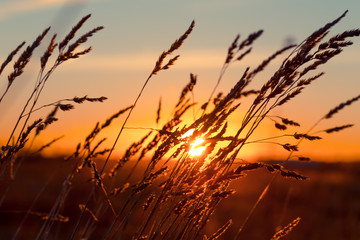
left=181, top=129, right=206, bottom=157
left=189, top=138, right=206, bottom=157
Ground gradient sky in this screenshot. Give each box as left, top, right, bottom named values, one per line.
left=0, top=0, right=359, bottom=161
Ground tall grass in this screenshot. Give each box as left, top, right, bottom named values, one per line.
left=0, top=11, right=359, bottom=240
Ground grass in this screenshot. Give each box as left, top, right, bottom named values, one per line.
left=0, top=11, right=360, bottom=240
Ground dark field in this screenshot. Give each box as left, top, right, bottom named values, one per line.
left=1, top=155, right=359, bottom=240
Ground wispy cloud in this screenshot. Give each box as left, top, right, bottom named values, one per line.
left=0, top=0, right=89, bottom=21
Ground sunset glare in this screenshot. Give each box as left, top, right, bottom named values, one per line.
left=181, top=129, right=206, bottom=157
left=189, top=138, right=206, bottom=157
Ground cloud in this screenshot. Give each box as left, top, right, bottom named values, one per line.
left=0, top=0, right=89, bottom=21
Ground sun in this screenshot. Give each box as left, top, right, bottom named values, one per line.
left=181, top=129, right=206, bottom=157
left=189, top=138, right=206, bottom=157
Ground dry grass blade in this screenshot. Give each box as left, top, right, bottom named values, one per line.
left=298, top=156, right=310, bottom=161
left=207, top=219, right=232, bottom=240
left=89, top=162, right=116, bottom=215
left=59, top=26, right=104, bottom=61
left=280, top=169, right=307, bottom=180
left=41, top=34, right=57, bottom=70
left=35, top=136, right=64, bottom=153
left=176, top=73, right=197, bottom=108
left=303, top=10, right=347, bottom=49
left=156, top=97, right=161, bottom=125
left=19, top=119, right=43, bottom=146
left=235, top=48, right=252, bottom=62
left=270, top=217, right=301, bottom=240
left=78, top=204, right=99, bottom=222
left=58, top=14, right=91, bottom=51
left=8, top=27, right=50, bottom=85
left=162, top=55, right=180, bottom=70
left=168, top=20, right=195, bottom=54
left=247, top=44, right=296, bottom=80
left=0, top=41, right=26, bottom=76
left=101, top=105, right=133, bottom=129
left=275, top=123, right=287, bottom=130
left=324, top=94, right=360, bottom=119
left=281, top=117, right=300, bottom=127
left=41, top=214, right=69, bottom=223
left=58, top=103, right=74, bottom=111
left=297, top=72, right=325, bottom=87
left=282, top=143, right=299, bottom=152
left=324, top=124, right=354, bottom=133
left=69, top=26, right=103, bottom=51
left=225, top=34, right=240, bottom=63
left=329, top=29, right=360, bottom=42
left=2, top=119, right=43, bottom=168
left=69, top=46, right=92, bottom=59
left=151, top=20, right=195, bottom=75
left=278, top=87, right=304, bottom=106
left=152, top=51, right=167, bottom=75
left=293, top=133, right=322, bottom=141
left=238, top=30, right=263, bottom=50
left=109, top=131, right=152, bottom=179
left=73, top=95, right=107, bottom=103
left=35, top=104, right=58, bottom=135
left=143, top=193, right=156, bottom=211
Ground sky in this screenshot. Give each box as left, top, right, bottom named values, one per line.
left=0, top=0, right=359, bottom=161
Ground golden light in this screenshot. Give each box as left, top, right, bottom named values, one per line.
left=181, top=129, right=195, bottom=139
left=181, top=129, right=206, bottom=157
left=189, top=138, right=206, bottom=157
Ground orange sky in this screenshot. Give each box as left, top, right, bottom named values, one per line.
left=0, top=0, right=359, bottom=161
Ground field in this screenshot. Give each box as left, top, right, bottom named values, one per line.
left=1, top=156, right=359, bottom=239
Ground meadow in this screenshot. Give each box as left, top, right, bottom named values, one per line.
left=0, top=10, right=359, bottom=240
left=1, top=156, right=360, bottom=240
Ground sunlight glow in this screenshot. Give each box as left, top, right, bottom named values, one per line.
left=181, top=129, right=206, bottom=157
left=189, top=138, right=206, bottom=157
left=181, top=129, right=195, bottom=139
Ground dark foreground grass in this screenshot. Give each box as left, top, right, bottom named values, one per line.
left=0, top=155, right=359, bottom=240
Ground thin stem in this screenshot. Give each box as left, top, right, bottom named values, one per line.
left=71, top=73, right=155, bottom=240
left=0, top=86, right=10, bottom=103
left=202, top=64, right=228, bottom=115
left=12, top=182, right=48, bottom=240
left=234, top=184, right=270, bottom=240
left=244, top=134, right=294, bottom=144
left=100, top=73, right=153, bottom=175
left=234, top=115, right=325, bottom=238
